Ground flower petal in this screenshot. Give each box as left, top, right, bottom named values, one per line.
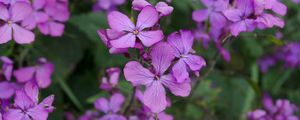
left=192, top=9, right=209, bottom=22
left=132, top=0, right=151, bottom=11
left=209, top=12, right=227, bottom=29
left=0, top=3, right=9, bottom=21
left=124, top=61, right=155, bottom=86
left=223, top=9, right=242, bottom=22
left=107, top=11, right=135, bottom=31
left=271, top=0, right=287, bottom=16
left=0, top=24, right=12, bottom=44
left=106, top=67, right=120, bottom=86
left=0, top=56, right=13, bottom=81
left=161, top=75, right=191, bottom=97
left=109, top=93, right=125, bottom=113
left=36, top=62, right=54, bottom=88
left=3, top=109, right=24, bottom=120
left=12, top=24, right=35, bottom=44
left=13, top=66, right=36, bottom=83
left=230, top=21, right=246, bottom=36
left=150, top=42, right=175, bottom=75
left=27, top=105, right=49, bottom=120
left=172, top=59, right=189, bottom=83
left=49, top=21, right=65, bottom=37
left=24, top=82, right=39, bottom=104
left=143, top=81, right=167, bottom=113
left=14, top=90, right=35, bottom=110
left=94, top=98, right=109, bottom=113
left=137, top=30, right=164, bottom=47
left=136, top=6, right=159, bottom=30
left=0, top=82, right=14, bottom=99
left=155, top=2, right=173, bottom=16
left=39, top=95, right=55, bottom=112
left=10, top=2, right=32, bottom=22
left=110, top=33, right=136, bottom=48
left=183, top=54, right=206, bottom=72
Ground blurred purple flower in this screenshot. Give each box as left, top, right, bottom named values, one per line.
left=0, top=0, right=29, bottom=5
left=167, top=30, right=206, bottom=83
left=79, top=110, right=99, bottom=120
left=0, top=2, right=34, bottom=44
left=257, top=56, right=276, bottom=73
left=132, top=0, right=174, bottom=16
left=93, top=0, right=126, bottom=12
left=277, top=42, right=300, bottom=68
left=193, top=23, right=210, bottom=49
left=0, top=56, right=13, bottom=81
left=107, top=6, right=163, bottom=48
left=94, top=93, right=126, bottom=120
left=3, top=82, right=54, bottom=120
left=247, top=93, right=299, bottom=120
left=124, top=42, right=191, bottom=113
left=13, top=58, right=54, bottom=88
left=22, top=0, right=49, bottom=30
left=0, top=56, right=15, bottom=99
left=97, top=29, right=129, bottom=54
left=100, top=67, right=121, bottom=91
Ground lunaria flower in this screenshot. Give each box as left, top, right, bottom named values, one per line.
left=97, top=29, right=128, bottom=54
left=106, top=6, right=163, bottom=48
left=3, top=82, right=55, bottom=120
left=100, top=67, right=121, bottom=91
left=247, top=93, right=299, bottom=120
left=0, top=2, right=34, bottom=44
left=167, top=30, right=206, bottom=83
left=94, top=93, right=126, bottom=120
left=132, top=0, right=174, bottom=17
left=124, top=42, right=191, bottom=113
left=0, top=56, right=15, bottom=99
left=93, top=0, right=126, bottom=12
left=13, top=58, right=54, bottom=88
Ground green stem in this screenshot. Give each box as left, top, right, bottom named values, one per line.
left=56, top=75, right=84, bottom=112
left=18, top=45, right=32, bottom=67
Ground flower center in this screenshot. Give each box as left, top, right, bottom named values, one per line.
left=133, top=30, right=139, bottom=35
left=154, top=76, right=160, bottom=81
left=7, top=20, right=13, bottom=26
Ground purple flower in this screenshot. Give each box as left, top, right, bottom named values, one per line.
left=13, top=58, right=54, bottom=88
left=0, top=56, right=15, bottom=99
left=94, top=93, right=126, bottom=120
left=79, top=110, right=99, bottom=120
left=100, top=67, right=121, bottom=91
left=107, top=6, right=164, bottom=48
left=132, top=0, right=174, bottom=17
left=97, top=29, right=129, bottom=54
left=0, top=0, right=29, bottom=5
left=167, top=30, right=206, bottom=83
left=257, top=56, right=276, bottom=73
left=192, top=0, right=228, bottom=29
left=247, top=93, right=299, bottom=120
left=193, top=23, right=210, bottom=49
left=223, top=0, right=256, bottom=36
left=3, top=82, right=54, bottom=120
left=0, top=56, right=13, bottom=81
left=124, top=42, right=191, bottom=113
left=93, top=0, right=126, bottom=12
left=38, top=0, right=70, bottom=37
left=0, top=2, right=34, bottom=44
left=21, top=0, right=50, bottom=30
left=277, top=42, right=300, bottom=68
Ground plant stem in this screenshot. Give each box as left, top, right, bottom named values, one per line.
left=123, top=87, right=137, bottom=116
left=18, top=45, right=32, bottom=67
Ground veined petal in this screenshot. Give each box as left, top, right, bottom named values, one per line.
left=94, top=98, right=109, bottom=113
left=183, top=54, right=206, bottom=72
left=35, top=62, right=54, bottom=88
left=39, top=95, right=55, bottom=112
left=137, top=30, right=164, bottom=47
left=132, top=0, right=151, bottom=11
left=24, top=82, right=39, bottom=104
left=109, top=93, right=125, bottom=113
left=12, top=24, right=35, bottom=44
left=0, top=3, right=9, bottom=21
left=0, top=24, right=12, bottom=44
left=143, top=81, right=167, bottom=113
left=230, top=21, right=247, bottom=36
left=161, top=75, right=191, bottom=97
left=136, top=6, right=159, bottom=30
left=10, top=2, right=32, bottom=22
left=124, top=61, right=155, bottom=86
left=150, top=42, right=175, bottom=75
left=0, top=82, right=14, bottom=99
left=192, top=9, right=209, bottom=22
left=155, top=2, right=173, bottom=16
left=27, top=105, right=49, bottom=120
left=3, top=109, right=24, bottom=120
left=13, top=66, right=36, bottom=83
left=14, top=90, right=35, bottom=110
left=172, top=59, right=189, bottom=83
left=223, top=9, right=242, bottom=22
left=110, top=33, right=136, bottom=48
left=107, top=11, right=135, bottom=31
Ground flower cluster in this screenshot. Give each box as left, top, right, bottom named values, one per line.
left=0, top=0, right=70, bottom=44
left=247, top=93, right=299, bottom=120
left=0, top=56, right=55, bottom=120
left=258, top=42, right=300, bottom=73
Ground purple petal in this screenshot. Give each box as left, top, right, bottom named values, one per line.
left=0, top=82, right=14, bottom=99
left=137, top=30, right=164, bottom=47
left=143, top=81, right=167, bottom=113
left=27, top=105, right=49, bottom=120
left=106, top=67, right=120, bottom=86
left=12, top=24, right=35, bottom=44
left=236, top=0, right=253, bottom=16
left=39, top=95, right=55, bottom=112
left=172, top=59, right=189, bottom=83
left=0, top=56, right=13, bottom=81
left=24, top=82, right=39, bottom=104
left=247, top=109, right=266, bottom=120
left=10, top=2, right=32, bottom=22
left=223, top=9, right=242, bottom=22
left=136, top=6, right=159, bottom=30
left=51, top=4, right=70, bottom=22
left=0, top=3, right=9, bottom=21
left=183, top=54, right=206, bottom=72
left=106, top=29, right=126, bottom=40
left=109, top=48, right=128, bottom=54
left=35, top=62, right=54, bottom=88
left=38, top=22, right=50, bottom=35
left=192, top=9, right=209, bottom=22
left=3, top=109, right=24, bottom=120
left=158, top=112, right=173, bottom=120
left=0, top=24, right=12, bottom=44
left=49, top=21, right=64, bottom=37
left=99, top=114, right=126, bottom=120
left=124, top=61, right=155, bottom=86
left=33, top=0, right=46, bottom=10
left=230, top=21, right=247, bottom=36
left=109, top=93, right=125, bottom=113
left=110, top=33, right=136, bottom=48
left=94, top=98, right=109, bottom=113
left=150, top=42, right=175, bottom=75
left=161, top=75, right=191, bottom=97
left=132, top=0, right=151, bottom=11
left=271, top=0, right=287, bottom=16
left=107, top=11, right=135, bottom=31
left=167, top=30, right=194, bottom=56
left=14, top=90, right=35, bottom=110
left=13, top=66, right=35, bottom=83
left=201, top=0, right=213, bottom=7
left=155, top=2, right=174, bottom=16
left=209, top=12, right=227, bottom=29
